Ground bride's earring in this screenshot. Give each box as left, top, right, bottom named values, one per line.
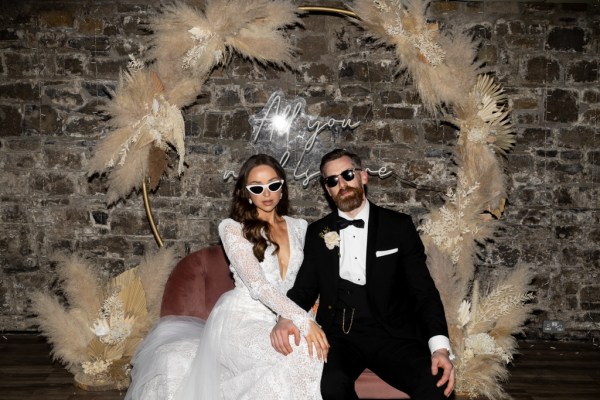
left=248, top=198, right=252, bottom=204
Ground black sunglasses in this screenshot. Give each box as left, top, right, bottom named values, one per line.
left=322, top=168, right=362, bottom=188
left=246, top=180, right=285, bottom=195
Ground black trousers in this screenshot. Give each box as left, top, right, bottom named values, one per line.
left=320, top=317, right=449, bottom=400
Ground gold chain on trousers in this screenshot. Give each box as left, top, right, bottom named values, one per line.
left=342, top=307, right=355, bottom=334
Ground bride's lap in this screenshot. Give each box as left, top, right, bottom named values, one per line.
left=211, top=294, right=321, bottom=371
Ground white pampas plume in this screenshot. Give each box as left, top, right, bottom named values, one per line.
left=56, top=253, right=102, bottom=319
left=351, top=0, right=482, bottom=113
left=30, top=292, right=92, bottom=372
left=136, top=246, right=178, bottom=322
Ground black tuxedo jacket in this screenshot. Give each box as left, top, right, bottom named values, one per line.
left=288, top=202, right=449, bottom=342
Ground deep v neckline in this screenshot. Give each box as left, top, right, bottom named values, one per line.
left=277, top=216, right=292, bottom=281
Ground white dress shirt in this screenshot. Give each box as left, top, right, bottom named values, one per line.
left=338, top=201, right=370, bottom=285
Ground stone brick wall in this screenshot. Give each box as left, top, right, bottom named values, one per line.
left=0, top=0, right=598, bottom=339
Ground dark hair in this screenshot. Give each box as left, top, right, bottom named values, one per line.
left=229, top=154, right=289, bottom=262
left=319, top=148, right=363, bottom=176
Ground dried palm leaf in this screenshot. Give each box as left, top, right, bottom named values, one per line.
left=122, top=337, right=144, bottom=359
left=148, top=146, right=169, bottom=190
left=456, top=74, right=516, bottom=155
left=115, top=274, right=148, bottom=319
left=86, top=337, right=105, bottom=360
left=149, top=70, right=165, bottom=94
left=87, top=337, right=125, bottom=362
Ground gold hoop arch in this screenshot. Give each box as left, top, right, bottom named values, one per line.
left=142, top=180, right=164, bottom=247
left=143, top=5, right=356, bottom=248
left=141, top=5, right=506, bottom=248
left=298, top=6, right=358, bottom=18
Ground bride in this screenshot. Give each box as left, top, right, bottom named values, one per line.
left=126, top=154, right=328, bottom=399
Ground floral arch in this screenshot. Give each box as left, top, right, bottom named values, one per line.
left=32, top=1, right=533, bottom=398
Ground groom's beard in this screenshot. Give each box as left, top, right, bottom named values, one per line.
left=334, top=185, right=364, bottom=212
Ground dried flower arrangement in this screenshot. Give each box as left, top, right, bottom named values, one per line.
left=351, top=1, right=534, bottom=398
left=35, top=0, right=303, bottom=391
left=88, top=0, right=302, bottom=205
left=30, top=248, right=176, bottom=389
left=78, top=0, right=532, bottom=396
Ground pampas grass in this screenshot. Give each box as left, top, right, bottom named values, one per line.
left=89, top=0, right=301, bottom=205
left=349, top=1, right=529, bottom=398
left=452, top=265, right=535, bottom=399
left=104, top=140, right=151, bottom=205
left=83, top=0, right=531, bottom=396
left=149, top=0, right=301, bottom=106
left=31, top=247, right=177, bottom=388
left=87, top=68, right=184, bottom=205
left=56, top=253, right=103, bottom=319
left=137, top=246, right=177, bottom=322
left=30, top=292, right=92, bottom=372
left=424, top=244, right=465, bottom=324
left=351, top=0, right=482, bottom=114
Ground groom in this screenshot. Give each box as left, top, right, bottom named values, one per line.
left=271, top=149, right=454, bottom=399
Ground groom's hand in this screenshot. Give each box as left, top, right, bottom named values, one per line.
left=270, top=317, right=299, bottom=355
left=431, top=349, right=455, bottom=397
left=305, top=320, right=329, bottom=362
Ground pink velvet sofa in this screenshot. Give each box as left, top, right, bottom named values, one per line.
left=160, top=245, right=409, bottom=399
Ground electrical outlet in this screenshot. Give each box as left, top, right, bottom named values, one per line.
left=543, top=320, right=566, bottom=333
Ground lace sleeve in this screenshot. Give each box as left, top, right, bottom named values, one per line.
left=218, top=219, right=313, bottom=336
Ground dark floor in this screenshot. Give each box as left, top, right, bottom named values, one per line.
left=0, top=334, right=599, bottom=400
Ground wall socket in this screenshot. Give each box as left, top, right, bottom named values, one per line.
left=543, top=320, right=566, bottom=333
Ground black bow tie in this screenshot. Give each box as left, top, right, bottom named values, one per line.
left=336, top=218, right=365, bottom=230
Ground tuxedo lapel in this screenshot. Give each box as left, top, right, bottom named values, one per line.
left=321, top=213, right=341, bottom=287
left=365, top=203, right=380, bottom=283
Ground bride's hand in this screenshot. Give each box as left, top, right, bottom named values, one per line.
left=270, top=317, right=299, bottom=356
left=305, top=320, right=329, bottom=362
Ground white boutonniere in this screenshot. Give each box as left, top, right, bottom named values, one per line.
left=320, top=228, right=340, bottom=250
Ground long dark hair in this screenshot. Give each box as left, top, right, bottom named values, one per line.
left=229, top=154, right=289, bottom=262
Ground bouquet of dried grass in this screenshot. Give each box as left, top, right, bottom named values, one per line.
left=87, top=67, right=183, bottom=205
left=149, top=0, right=301, bottom=106
left=88, top=0, right=301, bottom=205
left=351, top=0, right=482, bottom=114
left=351, top=1, right=534, bottom=398
left=451, top=267, right=535, bottom=399
left=30, top=247, right=177, bottom=389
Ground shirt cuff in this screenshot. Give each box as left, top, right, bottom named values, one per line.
left=428, top=335, right=455, bottom=360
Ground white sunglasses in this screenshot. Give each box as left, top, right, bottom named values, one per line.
left=245, top=180, right=285, bottom=195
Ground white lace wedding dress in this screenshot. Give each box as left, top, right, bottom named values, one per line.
left=126, top=216, right=323, bottom=400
